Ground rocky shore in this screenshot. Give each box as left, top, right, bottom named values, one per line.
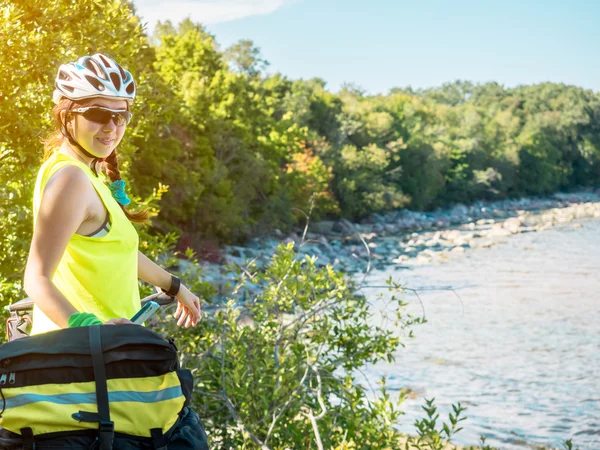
left=198, top=190, right=600, bottom=291
left=191, top=193, right=594, bottom=450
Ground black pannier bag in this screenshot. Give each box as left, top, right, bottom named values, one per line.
left=0, top=325, right=209, bottom=449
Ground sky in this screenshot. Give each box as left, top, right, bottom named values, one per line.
left=133, top=0, right=600, bottom=95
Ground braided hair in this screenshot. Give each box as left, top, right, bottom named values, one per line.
left=103, top=150, right=149, bottom=223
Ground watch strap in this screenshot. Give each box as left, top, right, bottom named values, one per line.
left=161, top=275, right=181, bottom=297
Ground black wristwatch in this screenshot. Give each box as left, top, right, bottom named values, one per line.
left=161, top=275, right=181, bottom=297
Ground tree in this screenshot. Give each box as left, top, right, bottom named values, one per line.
left=224, top=39, right=269, bottom=77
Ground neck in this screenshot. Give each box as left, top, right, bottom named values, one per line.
left=58, top=140, right=96, bottom=166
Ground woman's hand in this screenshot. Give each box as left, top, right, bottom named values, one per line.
left=174, top=284, right=201, bottom=328
left=104, top=318, right=133, bottom=326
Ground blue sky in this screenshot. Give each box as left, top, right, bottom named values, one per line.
left=133, top=0, right=600, bottom=95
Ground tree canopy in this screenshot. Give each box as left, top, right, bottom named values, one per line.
left=2, top=0, right=600, bottom=303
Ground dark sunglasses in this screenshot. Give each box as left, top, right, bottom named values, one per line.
left=71, top=106, right=132, bottom=126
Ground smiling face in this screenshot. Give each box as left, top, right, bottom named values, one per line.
left=68, top=98, right=129, bottom=159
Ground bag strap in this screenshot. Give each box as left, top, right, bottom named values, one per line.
left=150, top=428, right=167, bottom=450
left=90, top=325, right=114, bottom=450
left=20, top=427, right=35, bottom=450
left=73, top=326, right=114, bottom=450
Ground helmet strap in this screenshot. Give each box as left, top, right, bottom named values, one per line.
left=61, top=101, right=100, bottom=176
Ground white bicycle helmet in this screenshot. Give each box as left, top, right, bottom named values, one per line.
left=53, top=53, right=136, bottom=105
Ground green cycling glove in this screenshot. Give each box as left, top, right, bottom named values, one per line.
left=67, top=312, right=103, bottom=328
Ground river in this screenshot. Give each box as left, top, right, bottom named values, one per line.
left=365, top=219, right=600, bottom=450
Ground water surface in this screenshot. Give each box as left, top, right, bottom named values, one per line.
left=365, top=219, right=600, bottom=449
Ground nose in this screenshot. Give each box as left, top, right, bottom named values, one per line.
left=103, top=116, right=118, bottom=132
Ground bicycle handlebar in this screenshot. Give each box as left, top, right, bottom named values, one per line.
left=7, top=288, right=177, bottom=312
left=141, top=291, right=177, bottom=307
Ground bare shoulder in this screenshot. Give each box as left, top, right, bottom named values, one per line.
left=40, top=164, right=95, bottom=215
left=44, top=164, right=92, bottom=196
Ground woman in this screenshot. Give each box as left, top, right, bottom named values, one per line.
left=24, top=53, right=201, bottom=333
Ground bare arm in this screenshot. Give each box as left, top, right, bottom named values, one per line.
left=24, top=166, right=91, bottom=328
left=138, top=251, right=201, bottom=327
left=137, top=251, right=172, bottom=290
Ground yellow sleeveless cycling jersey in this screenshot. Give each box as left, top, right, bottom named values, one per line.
left=31, top=152, right=140, bottom=334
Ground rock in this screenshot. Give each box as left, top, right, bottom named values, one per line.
left=228, top=246, right=246, bottom=258
left=358, top=223, right=373, bottom=234
left=450, top=246, right=465, bottom=253
left=372, top=223, right=385, bottom=233
left=332, top=218, right=355, bottom=235
left=317, top=238, right=334, bottom=255
left=311, top=220, right=335, bottom=234
left=425, top=239, right=440, bottom=247
left=451, top=204, right=469, bottom=217
left=443, top=229, right=462, bottom=242
left=299, top=245, right=322, bottom=256
left=415, top=255, right=431, bottom=265
left=541, top=213, right=554, bottom=224
left=574, top=206, right=587, bottom=219
left=223, top=255, right=245, bottom=266
left=520, top=215, right=539, bottom=227
left=397, top=218, right=417, bottom=229
left=488, top=223, right=511, bottom=237
left=503, top=217, right=522, bottom=234
left=317, top=236, right=329, bottom=246
left=556, top=214, right=574, bottom=224
left=384, top=223, right=397, bottom=234
left=360, top=232, right=378, bottom=240
left=452, top=233, right=473, bottom=246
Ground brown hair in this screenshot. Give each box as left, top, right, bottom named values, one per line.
left=42, top=98, right=149, bottom=223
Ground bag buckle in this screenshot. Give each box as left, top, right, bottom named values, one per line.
left=97, top=421, right=114, bottom=450
left=99, top=420, right=114, bottom=432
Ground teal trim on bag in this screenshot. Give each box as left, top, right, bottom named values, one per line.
left=5, top=385, right=183, bottom=409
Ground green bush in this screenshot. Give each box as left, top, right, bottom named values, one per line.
left=150, top=242, right=425, bottom=449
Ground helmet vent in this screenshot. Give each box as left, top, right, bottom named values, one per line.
left=63, top=85, right=75, bottom=93
left=116, top=63, right=127, bottom=80
left=58, top=70, right=70, bottom=81
left=110, top=72, right=121, bottom=91
left=85, top=75, right=105, bottom=91
left=125, top=81, right=135, bottom=95
left=98, top=54, right=112, bottom=67
left=85, top=59, right=107, bottom=80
